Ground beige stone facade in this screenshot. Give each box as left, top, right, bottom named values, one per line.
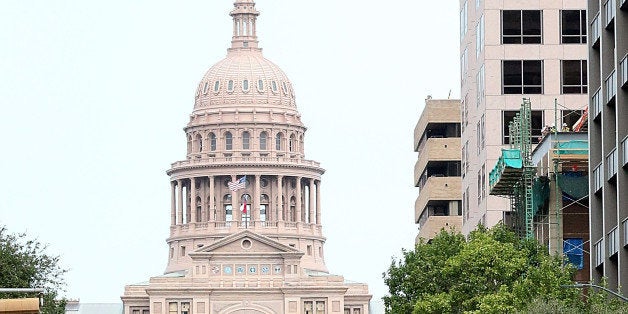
left=460, top=0, right=588, bottom=234
left=413, top=98, right=462, bottom=242
left=121, top=1, right=371, bottom=313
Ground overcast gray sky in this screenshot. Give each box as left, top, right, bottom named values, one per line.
left=0, top=1, right=459, bottom=313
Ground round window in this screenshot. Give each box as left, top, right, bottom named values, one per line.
left=241, top=239, right=252, bottom=249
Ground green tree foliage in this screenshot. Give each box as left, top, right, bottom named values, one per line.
left=382, top=225, right=587, bottom=313
left=0, top=226, right=67, bottom=313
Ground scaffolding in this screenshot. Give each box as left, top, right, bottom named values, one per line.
left=489, top=98, right=590, bottom=275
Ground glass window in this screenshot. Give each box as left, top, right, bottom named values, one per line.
left=476, top=14, right=484, bottom=57
left=225, top=204, right=233, bottom=221
left=242, top=131, right=250, bottom=150
left=214, top=80, right=220, bottom=92
left=203, top=82, right=209, bottom=94
left=502, top=110, right=544, bottom=144
left=271, top=81, right=278, bottom=93
left=242, top=79, right=249, bottom=91
left=258, top=79, right=264, bottom=91
left=210, top=133, right=217, bottom=151
left=620, top=55, right=627, bottom=88
left=561, top=60, right=587, bottom=94
left=289, top=134, right=296, bottom=152
left=225, top=132, right=233, bottom=150
left=502, top=60, right=543, bottom=94
left=227, top=80, right=234, bottom=92
left=260, top=132, right=267, bottom=150
left=502, top=10, right=542, bottom=44
left=275, top=133, right=282, bottom=150
left=561, top=10, right=587, bottom=44
left=605, top=70, right=617, bottom=104
left=196, top=134, right=203, bottom=152
left=460, top=1, right=468, bottom=38
left=169, top=303, right=178, bottom=314
left=282, top=82, right=288, bottom=95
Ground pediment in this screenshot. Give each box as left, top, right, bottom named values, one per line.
left=189, top=230, right=303, bottom=260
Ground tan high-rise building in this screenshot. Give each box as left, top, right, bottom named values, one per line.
left=587, top=0, right=628, bottom=294
left=460, top=0, right=589, bottom=234
left=121, top=1, right=371, bottom=313
left=413, top=98, right=462, bottom=242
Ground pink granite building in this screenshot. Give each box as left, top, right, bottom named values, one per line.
left=121, top=1, right=371, bottom=313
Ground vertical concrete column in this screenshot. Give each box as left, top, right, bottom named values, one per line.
left=277, top=175, right=284, bottom=221
left=209, top=175, right=215, bottom=222
left=316, top=180, right=321, bottom=225
left=309, top=179, right=315, bottom=224
left=177, top=179, right=183, bottom=225
left=171, top=181, right=176, bottom=226
left=296, top=177, right=302, bottom=223
left=254, top=175, right=261, bottom=222
left=190, top=177, right=197, bottom=223
left=231, top=175, right=239, bottom=222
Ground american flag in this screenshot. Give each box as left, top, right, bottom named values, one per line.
left=228, top=176, right=247, bottom=191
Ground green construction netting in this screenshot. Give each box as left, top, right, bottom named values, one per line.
left=557, top=172, right=589, bottom=200
left=555, top=140, right=588, bottom=155
left=532, top=177, right=550, bottom=216
left=489, top=149, right=523, bottom=187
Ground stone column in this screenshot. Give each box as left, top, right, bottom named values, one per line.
left=309, top=179, right=315, bottom=224
left=277, top=175, right=284, bottom=221
left=296, top=177, right=302, bottom=223
left=200, top=178, right=206, bottom=222
left=177, top=180, right=183, bottom=225
left=171, top=181, right=176, bottom=226
left=190, top=177, right=197, bottom=223
left=209, top=176, right=215, bottom=222
left=316, top=180, right=321, bottom=225
left=254, top=175, right=261, bottom=222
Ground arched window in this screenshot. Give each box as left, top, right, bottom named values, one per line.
left=213, top=80, right=220, bottom=93
left=299, top=135, right=304, bottom=153
left=225, top=132, right=233, bottom=150
left=282, top=82, right=288, bottom=95
left=196, top=134, right=203, bottom=152
left=209, top=133, right=217, bottom=151
left=289, top=197, right=296, bottom=222
left=203, top=82, right=209, bottom=94
left=242, top=131, right=250, bottom=150
left=271, top=81, right=278, bottom=93
left=187, top=135, right=192, bottom=154
left=195, top=197, right=202, bottom=222
left=275, top=133, right=283, bottom=151
left=260, top=194, right=269, bottom=222
left=227, top=80, right=234, bottom=92
left=241, top=194, right=251, bottom=222
left=289, top=134, right=296, bottom=152
left=260, top=132, right=268, bottom=150
left=242, top=79, right=249, bottom=92
left=223, top=194, right=232, bottom=222
left=257, top=79, right=264, bottom=92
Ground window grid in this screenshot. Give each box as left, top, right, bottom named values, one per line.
left=605, top=70, right=617, bottom=104
left=501, top=10, right=542, bottom=44
left=593, top=239, right=604, bottom=267
left=561, top=60, right=588, bottom=94
left=608, top=227, right=619, bottom=255
left=561, top=10, right=587, bottom=44
left=502, top=60, right=543, bottom=94
left=591, top=13, right=601, bottom=46
left=593, top=163, right=603, bottom=192
left=477, top=64, right=485, bottom=104
left=620, top=55, right=628, bottom=88
left=604, top=0, right=616, bottom=27
left=592, top=88, right=602, bottom=118
left=607, top=148, right=617, bottom=180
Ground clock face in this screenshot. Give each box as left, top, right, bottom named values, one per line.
left=261, top=266, right=269, bottom=274
left=224, top=266, right=232, bottom=274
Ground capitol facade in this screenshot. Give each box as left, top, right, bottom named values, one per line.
left=121, top=1, right=371, bottom=313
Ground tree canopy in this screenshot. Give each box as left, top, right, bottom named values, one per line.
left=382, top=225, right=626, bottom=313
left=0, top=225, right=67, bottom=313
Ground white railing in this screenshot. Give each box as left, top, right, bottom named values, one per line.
left=606, top=148, right=618, bottom=180
left=620, top=55, right=628, bottom=88
left=593, top=163, right=603, bottom=192
left=604, top=0, right=616, bottom=27
left=591, top=13, right=601, bottom=46
left=623, top=219, right=628, bottom=247
left=605, top=70, right=617, bottom=105
left=592, top=88, right=602, bottom=118
left=171, top=156, right=321, bottom=168
left=608, top=227, right=619, bottom=256
left=593, top=238, right=604, bottom=267
left=170, top=221, right=322, bottom=236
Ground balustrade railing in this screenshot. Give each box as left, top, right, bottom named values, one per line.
left=171, top=156, right=320, bottom=168
left=170, top=221, right=321, bottom=235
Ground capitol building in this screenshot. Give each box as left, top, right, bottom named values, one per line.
left=121, top=1, right=371, bottom=313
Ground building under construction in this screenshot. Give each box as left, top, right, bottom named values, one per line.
left=489, top=99, right=590, bottom=282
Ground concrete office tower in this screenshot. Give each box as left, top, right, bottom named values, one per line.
left=460, top=0, right=589, bottom=234
left=587, top=0, right=628, bottom=294
left=413, top=98, right=462, bottom=242
left=121, top=1, right=371, bottom=313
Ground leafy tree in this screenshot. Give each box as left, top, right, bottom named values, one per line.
left=0, top=225, right=67, bottom=313
left=382, top=225, right=584, bottom=313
